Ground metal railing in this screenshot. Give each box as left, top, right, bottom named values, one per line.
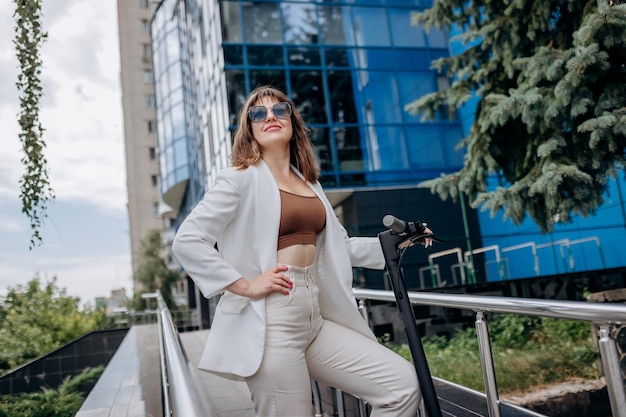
left=142, top=292, right=214, bottom=417
left=352, top=288, right=626, bottom=417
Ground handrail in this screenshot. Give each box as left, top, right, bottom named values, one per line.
left=353, top=288, right=626, bottom=417
left=143, top=292, right=214, bottom=417
left=353, top=289, right=626, bottom=323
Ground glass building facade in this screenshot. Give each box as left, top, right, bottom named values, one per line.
left=151, top=0, right=626, bottom=293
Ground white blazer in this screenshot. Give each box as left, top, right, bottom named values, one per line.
left=172, top=160, right=385, bottom=378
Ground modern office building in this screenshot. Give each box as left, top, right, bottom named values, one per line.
left=147, top=0, right=626, bottom=318
left=116, top=0, right=167, bottom=292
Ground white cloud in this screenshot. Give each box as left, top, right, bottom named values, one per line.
left=0, top=1, right=134, bottom=304
left=0, top=0, right=126, bottom=214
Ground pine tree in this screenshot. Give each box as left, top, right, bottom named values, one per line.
left=407, top=0, right=626, bottom=232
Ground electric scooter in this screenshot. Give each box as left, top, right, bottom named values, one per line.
left=378, top=215, right=443, bottom=417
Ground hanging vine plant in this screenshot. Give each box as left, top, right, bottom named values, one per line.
left=14, top=0, right=54, bottom=249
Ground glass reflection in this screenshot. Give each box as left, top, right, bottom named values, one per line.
left=248, top=46, right=284, bottom=66
left=335, top=127, right=364, bottom=172
left=325, top=48, right=350, bottom=67
left=287, top=47, right=321, bottom=66
left=226, top=70, right=246, bottom=126
left=243, top=2, right=282, bottom=44
left=220, top=1, right=242, bottom=43
left=282, top=3, right=319, bottom=45
left=328, top=70, right=357, bottom=123
left=250, top=70, right=286, bottom=94
left=310, top=127, right=333, bottom=172
left=223, top=45, right=243, bottom=66
left=290, top=70, right=326, bottom=124
left=319, top=5, right=347, bottom=45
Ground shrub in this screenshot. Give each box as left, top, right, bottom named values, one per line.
left=0, top=366, right=103, bottom=417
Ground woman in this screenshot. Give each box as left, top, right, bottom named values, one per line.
left=172, top=86, right=432, bottom=416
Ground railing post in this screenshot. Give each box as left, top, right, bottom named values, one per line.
left=598, top=325, right=626, bottom=417
left=335, top=388, right=346, bottom=417
left=358, top=298, right=369, bottom=323
left=475, top=311, right=501, bottom=417
left=311, top=380, right=323, bottom=417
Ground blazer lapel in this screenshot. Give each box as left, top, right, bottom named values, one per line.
left=255, top=161, right=280, bottom=271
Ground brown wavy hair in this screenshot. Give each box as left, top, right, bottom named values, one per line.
left=231, top=85, right=320, bottom=183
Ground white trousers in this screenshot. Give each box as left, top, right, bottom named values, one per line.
left=245, top=264, right=420, bottom=417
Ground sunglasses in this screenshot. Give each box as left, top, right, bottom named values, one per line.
left=248, top=102, right=292, bottom=122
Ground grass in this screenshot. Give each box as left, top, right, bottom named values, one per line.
left=384, top=314, right=600, bottom=394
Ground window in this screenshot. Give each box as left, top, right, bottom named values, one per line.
left=153, top=202, right=159, bottom=217
left=151, top=175, right=158, bottom=187
left=142, top=43, right=152, bottom=61
left=140, top=0, right=148, bottom=9
left=144, top=70, right=153, bottom=84
left=149, top=147, right=156, bottom=160
left=141, top=19, right=150, bottom=32
left=146, top=94, right=155, bottom=108
left=147, top=120, right=155, bottom=133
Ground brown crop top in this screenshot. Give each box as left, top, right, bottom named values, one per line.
left=277, top=190, right=326, bottom=250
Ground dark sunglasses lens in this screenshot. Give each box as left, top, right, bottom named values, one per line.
left=248, top=106, right=267, bottom=122
left=272, top=103, right=291, bottom=119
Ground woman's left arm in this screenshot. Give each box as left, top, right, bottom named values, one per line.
left=342, top=223, right=435, bottom=270
left=341, top=227, right=386, bottom=270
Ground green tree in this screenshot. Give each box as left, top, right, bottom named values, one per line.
left=407, top=0, right=626, bottom=232
left=14, top=0, right=54, bottom=248
left=0, top=277, right=107, bottom=374
left=131, top=229, right=180, bottom=310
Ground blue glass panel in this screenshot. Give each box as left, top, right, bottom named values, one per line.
left=442, top=124, right=464, bottom=168
left=170, top=88, right=183, bottom=106
left=168, top=63, right=182, bottom=90
left=351, top=7, right=390, bottom=47
left=163, top=112, right=172, bottom=141
left=405, top=126, right=445, bottom=169
left=174, top=138, right=187, bottom=169
left=396, top=71, right=435, bottom=123
left=386, top=0, right=425, bottom=6
left=395, top=49, right=431, bottom=70
left=427, top=27, right=448, bottom=48
left=171, top=104, right=185, bottom=139
left=165, top=146, right=175, bottom=176
left=355, top=72, right=402, bottom=124
left=371, top=126, right=409, bottom=170
left=360, top=49, right=394, bottom=70
left=166, top=31, right=180, bottom=65
left=388, top=9, right=426, bottom=47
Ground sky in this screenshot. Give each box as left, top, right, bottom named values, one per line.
left=0, top=0, right=133, bottom=307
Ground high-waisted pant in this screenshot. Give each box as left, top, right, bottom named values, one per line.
left=245, top=264, right=420, bottom=417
